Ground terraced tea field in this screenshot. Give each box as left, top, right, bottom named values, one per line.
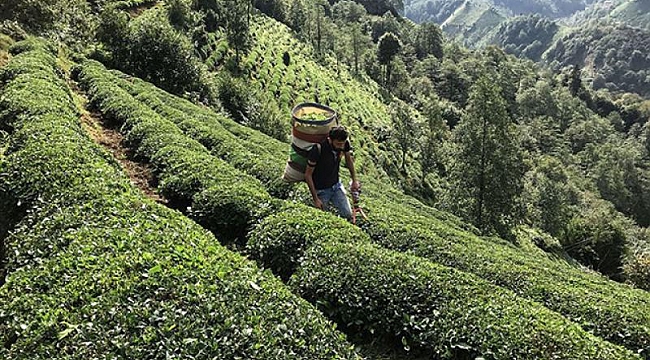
left=1, top=34, right=649, bottom=359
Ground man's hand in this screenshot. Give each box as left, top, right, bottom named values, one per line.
left=314, top=198, right=324, bottom=210
left=351, top=180, right=361, bottom=192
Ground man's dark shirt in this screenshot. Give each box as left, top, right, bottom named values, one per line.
left=307, top=139, right=351, bottom=190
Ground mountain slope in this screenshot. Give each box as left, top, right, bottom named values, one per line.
left=568, top=0, right=650, bottom=30
left=2, top=1, right=650, bottom=358
left=543, top=23, right=650, bottom=96
left=74, top=41, right=650, bottom=357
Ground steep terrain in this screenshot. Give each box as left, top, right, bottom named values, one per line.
left=404, top=0, right=650, bottom=97
left=1, top=0, right=650, bottom=358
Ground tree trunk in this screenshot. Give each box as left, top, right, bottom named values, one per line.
left=476, top=114, right=488, bottom=232
left=316, top=10, right=322, bottom=55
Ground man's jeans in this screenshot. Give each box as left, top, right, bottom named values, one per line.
left=317, top=182, right=353, bottom=221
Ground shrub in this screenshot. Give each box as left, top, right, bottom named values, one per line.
left=217, top=73, right=251, bottom=123
left=247, top=203, right=370, bottom=280
left=357, top=196, right=650, bottom=355
left=292, top=241, right=639, bottom=359
left=97, top=8, right=215, bottom=102
left=191, top=183, right=279, bottom=244
left=0, top=0, right=93, bottom=49
left=0, top=45, right=361, bottom=360
left=110, top=71, right=295, bottom=198
left=77, top=61, right=285, bottom=248
left=563, top=209, right=627, bottom=279
left=0, top=21, right=27, bottom=42
left=625, top=251, right=650, bottom=291
left=152, top=146, right=242, bottom=207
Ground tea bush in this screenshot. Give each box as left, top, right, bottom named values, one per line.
left=0, top=43, right=361, bottom=359
left=247, top=202, right=371, bottom=280
left=358, top=196, right=650, bottom=355
left=75, top=54, right=650, bottom=357
left=292, top=240, right=639, bottom=359
left=76, top=60, right=278, bottom=243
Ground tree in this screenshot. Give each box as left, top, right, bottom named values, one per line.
left=448, top=75, right=525, bottom=237
left=521, top=156, right=575, bottom=237
left=371, top=12, right=400, bottom=42
left=390, top=101, right=419, bottom=172
left=353, top=0, right=403, bottom=16
left=289, top=0, right=307, bottom=33
left=253, top=0, right=287, bottom=23
left=418, top=97, right=449, bottom=181
left=591, top=139, right=650, bottom=226
left=331, top=0, right=367, bottom=24
left=563, top=200, right=627, bottom=280
left=433, top=60, right=470, bottom=107
left=97, top=9, right=210, bottom=100
left=306, top=0, right=330, bottom=56
left=0, top=0, right=93, bottom=48
left=223, top=0, right=252, bottom=64
left=414, top=22, right=443, bottom=60
left=349, top=23, right=368, bottom=74
left=0, top=0, right=59, bottom=33
left=97, top=8, right=129, bottom=50
left=378, top=32, right=401, bottom=87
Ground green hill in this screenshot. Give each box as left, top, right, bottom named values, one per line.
left=440, top=0, right=507, bottom=46
left=569, top=0, right=650, bottom=30
left=1, top=0, right=650, bottom=358
left=543, top=23, right=650, bottom=96
left=404, top=0, right=650, bottom=98
left=405, top=0, right=590, bottom=21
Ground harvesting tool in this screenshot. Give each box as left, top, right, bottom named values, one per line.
left=350, top=181, right=367, bottom=224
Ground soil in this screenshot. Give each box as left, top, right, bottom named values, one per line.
left=72, top=82, right=166, bottom=204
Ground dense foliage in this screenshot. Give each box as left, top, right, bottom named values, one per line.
left=76, top=54, right=650, bottom=357
left=2, top=0, right=650, bottom=357
left=0, top=41, right=362, bottom=359
left=545, top=23, right=650, bottom=97
left=490, top=14, right=558, bottom=61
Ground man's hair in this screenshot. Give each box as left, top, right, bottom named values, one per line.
left=329, top=126, right=348, bottom=141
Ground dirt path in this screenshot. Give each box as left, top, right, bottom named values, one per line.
left=71, top=82, right=166, bottom=204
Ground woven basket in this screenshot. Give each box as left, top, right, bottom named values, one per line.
left=282, top=103, right=339, bottom=183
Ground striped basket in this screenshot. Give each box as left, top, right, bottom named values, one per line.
left=282, top=103, right=339, bottom=183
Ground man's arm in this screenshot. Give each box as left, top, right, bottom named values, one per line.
left=344, top=151, right=360, bottom=191
left=305, top=164, right=323, bottom=209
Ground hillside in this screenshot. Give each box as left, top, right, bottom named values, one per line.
left=439, top=0, right=506, bottom=46
left=568, top=0, right=650, bottom=30
left=2, top=0, right=650, bottom=359
left=544, top=22, right=650, bottom=96
left=404, top=0, right=650, bottom=98
left=405, top=0, right=591, bottom=21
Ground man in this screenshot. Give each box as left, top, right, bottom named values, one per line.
left=305, top=126, right=360, bottom=221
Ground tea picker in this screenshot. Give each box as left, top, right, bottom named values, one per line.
left=283, top=102, right=366, bottom=224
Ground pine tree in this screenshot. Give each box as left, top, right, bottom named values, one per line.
left=378, top=32, right=401, bottom=88
left=350, top=23, right=365, bottom=74
left=449, top=75, right=525, bottom=237
left=414, top=23, right=443, bottom=60
left=223, top=0, right=252, bottom=64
